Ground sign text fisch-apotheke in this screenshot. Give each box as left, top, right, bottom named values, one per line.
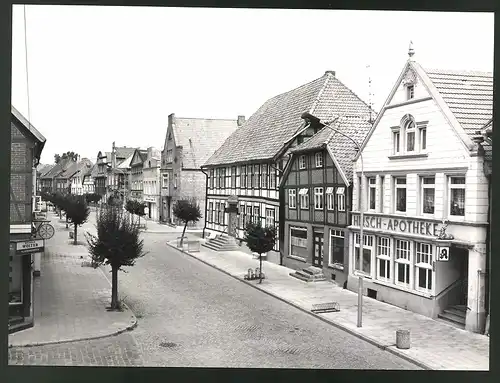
left=352, top=214, right=439, bottom=237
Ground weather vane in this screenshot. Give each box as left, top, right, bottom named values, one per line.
left=408, top=41, right=415, bottom=58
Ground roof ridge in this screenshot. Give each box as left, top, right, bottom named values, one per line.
left=175, top=117, right=238, bottom=121
left=424, top=67, right=493, bottom=76
left=330, top=76, right=378, bottom=117
left=310, top=74, right=331, bottom=114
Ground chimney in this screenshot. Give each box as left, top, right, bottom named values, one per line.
left=237, top=115, right=246, bottom=127
left=325, top=70, right=336, bottom=76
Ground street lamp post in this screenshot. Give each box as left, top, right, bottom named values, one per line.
left=301, top=112, right=365, bottom=327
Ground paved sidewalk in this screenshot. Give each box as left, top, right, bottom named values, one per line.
left=8, top=213, right=137, bottom=347
left=141, top=218, right=203, bottom=235
left=167, top=235, right=489, bottom=371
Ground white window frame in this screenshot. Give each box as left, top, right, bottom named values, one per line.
left=394, top=239, right=411, bottom=288
left=299, top=188, right=309, bottom=210
left=289, top=226, right=308, bottom=258
left=419, top=125, right=427, bottom=151
left=328, top=229, right=345, bottom=268
left=405, top=120, right=416, bottom=153
left=415, top=242, right=434, bottom=293
left=174, top=174, right=178, bottom=188
left=313, top=187, right=324, bottom=210
left=407, top=84, right=415, bottom=100
left=376, top=237, right=391, bottom=283
left=265, top=208, right=275, bottom=228
left=315, top=152, right=323, bottom=168
left=253, top=206, right=260, bottom=224
left=448, top=176, right=466, bottom=218
left=246, top=205, right=252, bottom=226
left=368, top=177, right=376, bottom=211
left=288, top=189, right=297, bottom=209
left=298, top=155, right=306, bottom=170
left=326, top=187, right=334, bottom=210
left=336, top=187, right=345, bottom=212
left=394, top=177, right=407, bottom=213
left=392, top=128, right=401, bottom=155
left=421, top=176, right=435, bottom=216
left=353, top=233, right=374, bottom=277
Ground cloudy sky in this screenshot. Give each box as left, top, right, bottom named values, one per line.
left=11, top=6, right=494, bottom=165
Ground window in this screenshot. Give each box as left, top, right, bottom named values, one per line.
left=314, top=187, right=324, bottom=210
left=407, top=85, right=414, bottom=100
left=368, top=177, right=376, bottom=210
left=208, top=202, right=214, bottom=222
left=299, top=188, right=309, bottom=209
left=380, top=176, right=385, bottom=212
left=299, top=155, right=306, bottom=169
left=419, top=126, right=427, bottom=151
left=376, top=237, right=391, bottom=282
left=219, top=168, right=226, bottom=189
left=9, top=251, right=23, bottom=304
left=253, top=206, right=260, bottom=224
left=315, top=152, right=323, bottom=168
left=215, top=202, right=220, bottom=224
left=231, top=166, right=236, bottom=188
left=240, top=165, right=247, bottom=188
left=449, top=176, right=465, bottom=217
left=248, top=166, right=254, bottom=188
left=239, top=204, right=245, bottom=228
left=354, top=234, right=373, bottom=275
left=421, top=176, right=435, bottom=215
left=236, top=166, right=241, bottom=188
left=265, top=208, right=275, bottom=228
left=329, top=230, right=344, bottom=266
left=393, top=130, right=401, bottom=154
left=290, top=227, right=307, bottom=258
left=261, top=164, right=268, bottom=188
left=336, top=187, right=345, bottom=211
left=395, top=177, right=406, bottom=213
left=269, top=167, right=276, bottom=189
left=406, top=120, right=416, bottom=152
left=395, top=239, right=411, bottom=287
left=220, top=203, right=225, bottom=225
left=326, top=187, right=334, bottom=210
left=288, top=189, right=297, bottom=208
left=415, top=242, right=433, bottom=292
left=254, top=165, right=260, bottom=189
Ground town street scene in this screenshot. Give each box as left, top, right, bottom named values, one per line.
left=8, top=6, right=492, bottom=370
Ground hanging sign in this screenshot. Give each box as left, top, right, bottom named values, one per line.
left=437, top=246, right=450, bottom=262
left=16, top=239, right=44, bottom=255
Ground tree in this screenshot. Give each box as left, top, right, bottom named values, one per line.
left=86, top=204, right=147, bottom=310
left=54, top=151, right=79, bottom=164
left=172, top=199, right=202, bottom=248
left=244, top=221, right=277, bottom=284
left=65, top=195, right=90, bottom=245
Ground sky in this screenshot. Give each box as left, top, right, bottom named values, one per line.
left=11, top=6, right=494, bottom=165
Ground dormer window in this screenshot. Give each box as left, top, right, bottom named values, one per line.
left=406, top=84, right=414, bottom=100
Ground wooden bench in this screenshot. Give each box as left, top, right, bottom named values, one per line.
left=311, top=302, right=340, bottom=313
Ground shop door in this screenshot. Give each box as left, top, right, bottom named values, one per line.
left=312, top=232, right=324, bottom=268
left=458, top=247, right=469, bottom=306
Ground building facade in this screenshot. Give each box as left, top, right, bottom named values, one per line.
left=281, top=115, right=373, bottom=287
left=160, top=113, right=239, bottom=227
left=349, top=53, right=492, bottom=333
left=130, top=148, right=148, bottom=203
left=9, top=106, right=46, bottom=333
left=143, top=147, right=161, bottom=221
left=203, top=70, right=374, bottom=263
left=69, top=159, right=93, bottom=195
left=82, top=164, right=98, bottom=195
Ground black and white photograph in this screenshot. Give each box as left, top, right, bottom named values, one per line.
left=7, top=4, right=492, bottom=371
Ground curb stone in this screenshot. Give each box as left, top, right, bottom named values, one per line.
left=166, top=242, right=431, bottom=370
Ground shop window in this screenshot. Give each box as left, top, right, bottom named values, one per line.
left=449, top=176, right=466, bottom=217
left=314, top=187, right=324, bottom=210
left=337, top=187, right=345, bottom=211
left=395, top=177, right=407, bottom=213
left=415, top=242, right=433, bottom=292
left=395, top=239, right=411, bottom=287
left=376, top=236, right=391, bottom=282
left=299, top=188, right=309, bottom=210
left=421, top=176, right=435, bottom=215
left=9, top=254, right=23, bottom=304
left=288, top=189, right=297, bottom=209
left=290, top=227, right=308, bottom=258
left=368, top=177, right=376, bottom=210
left=299, top=155, right=306, bottom=170
left=315, top=152, right=323, bottom=168
left=326, top=187, right=334, bottom=210
left=354, top=233, right=373, bottom=276
left=329, top=229, right=344, bottom=267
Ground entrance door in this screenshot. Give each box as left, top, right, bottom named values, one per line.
left=148, top=203, right=152, bottom=219
left=457, top=247, right=469, bottom=306
left=312, top=231, right=324, bottom=268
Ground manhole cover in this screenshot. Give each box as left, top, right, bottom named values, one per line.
left=159, top=342, right=177, bottom=348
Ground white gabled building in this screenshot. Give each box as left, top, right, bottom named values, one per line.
left=349, top=48, right=492, bottom=334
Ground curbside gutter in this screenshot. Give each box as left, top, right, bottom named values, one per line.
left=166, top=242, right=431, bottom=370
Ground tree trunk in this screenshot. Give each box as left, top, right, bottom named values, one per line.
left=59, top=209, right=62, bottom=219
left=111, top=266, right=119, bottom=310
left=180, top=221, right=188, bottom=248
left=66, top=215, right=69, bottom=229
left=259, top=254, right=263, bottom=284
left=73, top=224, right=78, bottom=245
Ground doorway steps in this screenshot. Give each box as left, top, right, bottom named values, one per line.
left=202, top=235, right=240, bottom=252
left=289, top=266, right=326, bottom=282
left=437, top=304, right=466, bottom=329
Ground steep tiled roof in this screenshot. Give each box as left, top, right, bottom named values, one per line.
left=115, top=147, right=137, bottom=161
left=41, top=162, right=65, bottom=179
left=204, top=71, right=374, bottom=167
left=37, top=164, right=55, bottom=176
left=130, top=150, right=148, bottom=168
left=89, top=163, right=99, bottom=178
left=117, top=152, right=134, bottom=169
left=173, top=118, right=239, bottom=169
left=291, top=115, right=373, bottom=182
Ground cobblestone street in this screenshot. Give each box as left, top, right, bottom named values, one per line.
left=9, top=333, right=143, bottom=366
left=97, top=226, right=419, bottom=369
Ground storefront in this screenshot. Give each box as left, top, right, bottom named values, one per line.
left=347, top=212, right=487, bottom=332
left=144, top=195, right=159, bottom=221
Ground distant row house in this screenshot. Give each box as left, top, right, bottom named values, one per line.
left=39, top=156, right=93, bottom=196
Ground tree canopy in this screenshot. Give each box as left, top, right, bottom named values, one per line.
left=244, top=221, right=277, bottom=283
left=172, top=199, right=202, bottom=247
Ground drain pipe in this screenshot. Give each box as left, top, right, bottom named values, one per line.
left=200, top=167, right=209, bottom=239
left=268, top=161, right=285, bottom=266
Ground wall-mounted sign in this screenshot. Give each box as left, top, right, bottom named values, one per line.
left=144, top=197, right=156, bottom=203
left=16, top=239, right=44, bottom=255
left=351, top=213, right=439, bottom=237
left=437, top=246, right=450, bottom=261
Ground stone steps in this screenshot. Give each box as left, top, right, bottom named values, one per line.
left=201, top=235, right=240, bottom=252
left=438, top=305, right=466, bottom=329
left=289, top=266, right=326, bottom=282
